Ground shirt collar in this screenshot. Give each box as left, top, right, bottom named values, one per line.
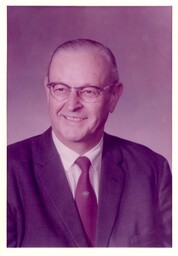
left=52, top=131, right=103, bottom=172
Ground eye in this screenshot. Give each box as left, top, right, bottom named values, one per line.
left=82, top=87, right=98, bottom=96
left=53, top=84, right=69, bottom=94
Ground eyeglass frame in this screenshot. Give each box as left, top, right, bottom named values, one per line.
left=46, top=79, right=118, bottom=103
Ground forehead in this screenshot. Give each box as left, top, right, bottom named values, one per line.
left=49, top=49, right=111, bottom=85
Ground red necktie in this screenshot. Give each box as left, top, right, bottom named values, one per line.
left=75, top=156, right=97, bottom=246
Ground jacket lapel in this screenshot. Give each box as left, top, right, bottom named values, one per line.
left=95, top=133, right=125, bottom=247
left=34, top=128, right=89, bottom=247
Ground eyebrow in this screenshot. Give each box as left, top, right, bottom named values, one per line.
left=48, top=80, right=102, bottom=89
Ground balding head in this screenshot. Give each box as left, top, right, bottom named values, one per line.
left=47, top=39, right=119, bottom=84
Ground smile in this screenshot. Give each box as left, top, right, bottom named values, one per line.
left=63, top=115, right=87, bottom=122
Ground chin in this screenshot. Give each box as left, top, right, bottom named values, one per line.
left=60, top=132, right=87, bottom=143
left=55, top=126, right=100, bottom=144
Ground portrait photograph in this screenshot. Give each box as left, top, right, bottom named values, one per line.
left=1, top=1, right=176, bottom=256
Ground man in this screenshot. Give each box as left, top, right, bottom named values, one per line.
left=7, top=39, right=172, bottom=247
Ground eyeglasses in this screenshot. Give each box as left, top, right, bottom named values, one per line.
left=46, top=81, right=116, bottom=103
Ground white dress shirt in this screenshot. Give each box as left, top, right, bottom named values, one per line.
left=52, top=131, right=103, bottom=202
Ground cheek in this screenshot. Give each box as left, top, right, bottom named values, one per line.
left=48, top=102, right=65, bottom=127
left=89, top=102, right=110, bottom=126
left=48, top=98, right=64, bottom=115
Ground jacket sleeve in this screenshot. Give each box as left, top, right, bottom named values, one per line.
left=7, top=203, right=17, bottom=247
left=158, top=159, right=172, bottom=246
left=7, top=145, right=25, bottom=248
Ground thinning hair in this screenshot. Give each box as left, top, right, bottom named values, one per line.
left=47, top=39, right=119, bottom=83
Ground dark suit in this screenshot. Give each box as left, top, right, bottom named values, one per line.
left=7, top=128, right=172, bottom=247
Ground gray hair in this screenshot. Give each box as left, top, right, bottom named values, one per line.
left=47, top=39, right=119, bottom=83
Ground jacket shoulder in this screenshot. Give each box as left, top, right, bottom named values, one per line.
left=104, top=133, right=169, bottom=165
left=7, top=128, right=51, bottom=160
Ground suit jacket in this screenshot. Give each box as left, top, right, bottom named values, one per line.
left=7, top=128, right=172, bottom=247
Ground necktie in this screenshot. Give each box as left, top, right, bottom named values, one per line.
left=75, top=156, right=97, bottom=246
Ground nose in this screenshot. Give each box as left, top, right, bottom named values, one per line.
left=65, top=90, right=83, bottom=111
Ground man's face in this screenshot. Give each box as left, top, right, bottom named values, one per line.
left=45, top=49, right=122, bottom=150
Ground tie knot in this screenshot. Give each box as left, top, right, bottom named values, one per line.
left=75, top=156, right=91, bottom=173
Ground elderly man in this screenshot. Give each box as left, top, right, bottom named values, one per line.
left=7, top=39, right=172, bottom=247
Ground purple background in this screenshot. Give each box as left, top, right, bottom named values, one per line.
left=7, top=6, right=172, bottom=166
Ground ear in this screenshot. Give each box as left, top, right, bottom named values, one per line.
left=44, top=76, right=50, bottom=101
left=109, top=82, right=123, bottom=113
